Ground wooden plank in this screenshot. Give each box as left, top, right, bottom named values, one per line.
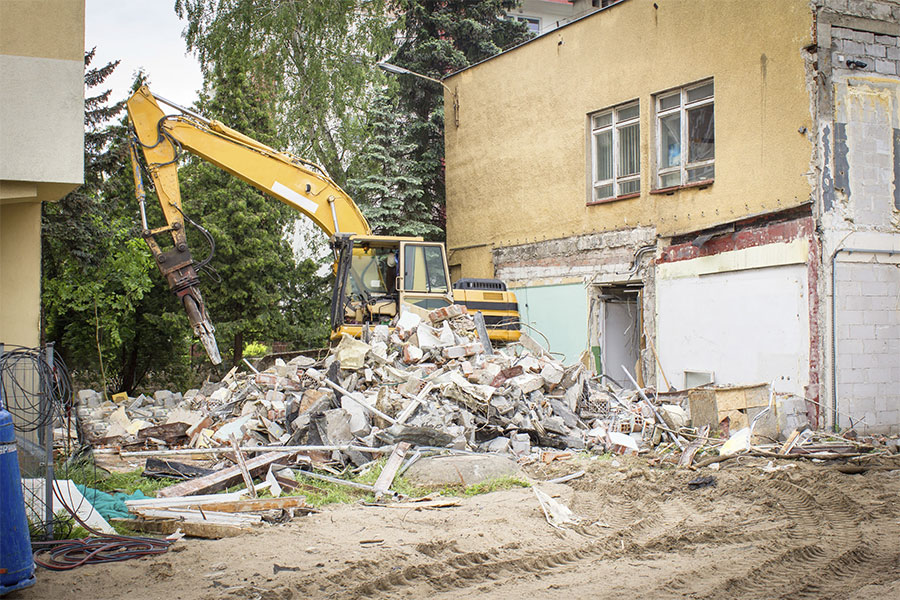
left=373, top=442, right=411, bottom=499
left=126, top=491, right=246, bottom=509
left=230, top=434, right=257, bottom=499
left=111, top=518, right=251, bottom=539
left=130, top=508, right=262, bottom=525
left=295, top=469, right=377, bottom=493
left=156, top=451, right=292, bottom=498
left=163, top=496, right=315, bottom=514
left=678, top=425, right=710, bottom=467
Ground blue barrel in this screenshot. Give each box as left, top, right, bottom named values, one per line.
left=0, top=408, right=36, bottom=595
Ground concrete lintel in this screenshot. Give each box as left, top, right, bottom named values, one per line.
left=819, top=10, right=900, bottom=38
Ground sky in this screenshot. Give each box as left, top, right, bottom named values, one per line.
left=85, top=1, right=202, bottom=106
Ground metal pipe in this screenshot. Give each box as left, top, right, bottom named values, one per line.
left=830, top=247, right=899, bottom=432
left=109, top=444, right=393, bottom=458
left=151, top=93, right=211, bottom=124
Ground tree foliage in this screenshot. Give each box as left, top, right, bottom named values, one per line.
left=42, top=54, right=193, bottom=394
left=373, top=0, right=531, bottom=240
left=178, top=57, right=330, bottom=368
left=175, top=0, right=395, bottom=189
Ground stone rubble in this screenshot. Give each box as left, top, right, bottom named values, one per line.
left=75, top=306, right=664, bottom=463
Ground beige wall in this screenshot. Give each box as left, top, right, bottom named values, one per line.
left=0, top=0, right=84, bottom=346
left=0, top=202, right=43, bottom=347
left=445, top=0, right=814, bottom=277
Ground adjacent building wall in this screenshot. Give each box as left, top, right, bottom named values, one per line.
left=814, top=1, right=900, bottom=432
left=0, top=0, right=84, bottom=347
left=445, top=0, right=813, bottom=279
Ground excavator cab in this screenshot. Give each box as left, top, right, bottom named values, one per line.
left=330, top=236, right=454, bottom=337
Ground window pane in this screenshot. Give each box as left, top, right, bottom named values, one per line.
left=659, top=171, right=681, bottom=188
left=594, top=129, right=613, bottom=182
left=687, top=164, right=715, bottom=182
left=687, top=104, right=715, bottom=163
left=592, top=112, right=611, bottom=129
left=659, top=113, right=681, bottom=169
left=687, top=81, right=714, bottom=103
left=594, top=183, right=614, bottom=200
left=617, top=104, right=639, bottom=121
left=619, top=178, right=640, bottom=195
left=403, top=245, right=448, bottom=292
left=659, top=92, right=680, bottom=111
left=617, top=122, right=639, bottom=177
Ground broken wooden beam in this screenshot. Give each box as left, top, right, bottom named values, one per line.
left=373, top=442, right=411, bottom=499
left=230, top=434, right=257, bottom=499
left=111, top=518, right=251, bottom=539
left=155, top=451, right=293, bottom=498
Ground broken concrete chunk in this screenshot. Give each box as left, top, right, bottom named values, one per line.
left=403, top=454, right=519, bottom=487
left=402, top=344, right=424, bottom=364
left=395, top=311, right=421, bottom=338
left=507, top=373, right=544, bottom=395
left=540, top=362, right=564, bottom=387
left=334, top=334, right=370, bottom=370
left=210, top=388, right=233, bottom=403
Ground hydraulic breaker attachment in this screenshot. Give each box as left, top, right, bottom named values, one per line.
left=142, top=224, right=222, bottom=365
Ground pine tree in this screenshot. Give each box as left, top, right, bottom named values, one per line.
left=179, top=58, right=330, bottom=368
left=368, top=0, right=531, bottom=240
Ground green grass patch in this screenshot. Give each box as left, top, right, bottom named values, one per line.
left=64, top=460, right=177, bottom=496
left=460, top=475, right=531, bottom=497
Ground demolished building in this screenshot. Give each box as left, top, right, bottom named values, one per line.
left=443, top=0, right=900, bottom=434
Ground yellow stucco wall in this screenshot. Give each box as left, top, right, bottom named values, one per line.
left=445, top=0, right=814, bottom=278
left=0, top=202, right=43, bottom=347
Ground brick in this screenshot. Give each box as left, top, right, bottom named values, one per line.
left=888, top=47, right=900, bottom=60
left=875, top=59, right=898, bottom=75
left=875, top=34, right=898, bottom=46
left=428, top=304, right=467, bottom=324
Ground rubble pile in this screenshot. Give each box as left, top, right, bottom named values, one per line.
left=76, top=305, right=658, bottom=463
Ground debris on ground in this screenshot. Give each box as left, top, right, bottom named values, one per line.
left=68, top=306, right=900, bottom=535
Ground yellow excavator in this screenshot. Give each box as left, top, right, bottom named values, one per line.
left=125, top=86, right=519, bottom=364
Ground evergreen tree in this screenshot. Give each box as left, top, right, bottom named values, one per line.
left=179, top=58, right=330, bottom=368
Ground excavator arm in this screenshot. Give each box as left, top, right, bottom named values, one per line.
left=126, top=85, right=372, bottom=363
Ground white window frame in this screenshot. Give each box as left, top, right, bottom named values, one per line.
left=589, top=101, right=640, bottom=203
left=655, top=79, right=715, bottom=189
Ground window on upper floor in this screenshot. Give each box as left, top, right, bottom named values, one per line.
left=511, top=15, right=541, bottom=35
left=589, top=101, right=640, bottom=202
left=655, top=80, right=714, bottom=189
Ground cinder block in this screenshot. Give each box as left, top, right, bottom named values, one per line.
left=865, top=43, right=887, bottom=57
left=888, top=47, right=900, bottom=60
left=875, top=34, right=898, bottom=46
left=849, top=324, right=876, bottom=339
left=852, top=353, right=878, bottom=369
left=853, top=382, right=878, bottom=397
left=868, top=367, right=892, bottom=383
left=875, top=59, right=898, bottom=75
left=837, top=367, right=864, bottom=384
left=842, top=40, right=866, bottom=55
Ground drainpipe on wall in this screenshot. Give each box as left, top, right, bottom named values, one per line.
left=830, top=247, right=899, bottom=431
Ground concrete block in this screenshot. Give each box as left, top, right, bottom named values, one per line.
left=875, top=59, right=897, bottom=74
left=850, top=325, right=876, bottom=340
left=842, top=40, right=866, bottom=55
left=867, top=367, right=891, bottom=383
left=865, top=43, right=887, bottom=57
left=874, top=34, right=897, bottom=46
left=888, top=46, right=900, bottom=60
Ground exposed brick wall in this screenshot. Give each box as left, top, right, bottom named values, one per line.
left=834, top=260, right=900, bottom=433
